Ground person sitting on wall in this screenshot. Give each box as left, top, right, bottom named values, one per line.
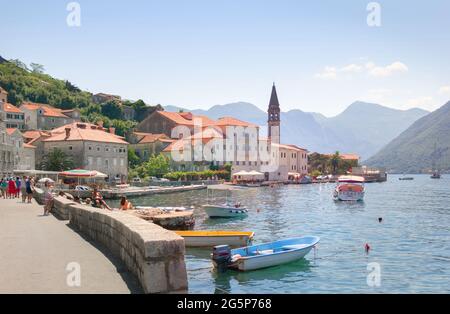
left=91, top=188, right=112, bottom=211
left=119, top=196, right=133, bottom=211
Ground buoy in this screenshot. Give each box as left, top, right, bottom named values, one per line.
left=378, top=217, right=383, bottom=223
left=365, top=243, right=371, bottom=253
left=257, top=208, right=261, bottom=213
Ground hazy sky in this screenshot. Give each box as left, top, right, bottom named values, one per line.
left=2, top=0, right=450, bottom=116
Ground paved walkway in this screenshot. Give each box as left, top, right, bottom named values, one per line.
left=0, top=198, right=142, bottom=293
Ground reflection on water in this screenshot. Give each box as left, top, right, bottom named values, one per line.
left=114, top=175, right=450, bottom=293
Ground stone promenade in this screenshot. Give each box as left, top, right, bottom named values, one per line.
left=0, top=198, right=142, bottom=293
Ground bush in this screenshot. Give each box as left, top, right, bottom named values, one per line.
left=163, top=170, right=230, bottom=181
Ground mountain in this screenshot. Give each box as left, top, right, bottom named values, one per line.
left=319, top=101, right=429, bottom=159
left=365, top=101, right=450, bottom=173
left=165, top=101, right=428, bottom=158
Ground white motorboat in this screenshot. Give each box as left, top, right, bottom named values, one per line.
left=333, top=175, right=365, bottom=202
left=203, top=185, right=248, bottom=218
left=203, top=204, right=248, bottom=218
left=212, top=236, right=320, bottom=271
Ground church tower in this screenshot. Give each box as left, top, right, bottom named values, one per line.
left=268, top=83, right=281, bottom=144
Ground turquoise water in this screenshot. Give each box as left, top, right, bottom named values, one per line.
left=114, top=175, right=450, bottom=293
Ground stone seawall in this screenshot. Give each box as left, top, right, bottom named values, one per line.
left=36, top=192, right=188, bottom=294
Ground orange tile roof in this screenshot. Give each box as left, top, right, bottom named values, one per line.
left=215, top=117, right=258, bottom=128
left=21, top=102, right=70, bottom=118
left=43, top=122, right=128, bottom=144
left=273, top=143, right=308, bottom=152
left=0, top=87, right=8, bottom=94
left=6, top=128, right=19, bottom=135
left=23, top=143, right=36, bottom=149
left=325, top=153, right=359, bottom=160
left=133, top=132, right=170, bottom=144
left=157, top=111, right=216, bottom=126
left=22, top=130, right=52, bottom=143
left=3, top=103, right=23, bottom=114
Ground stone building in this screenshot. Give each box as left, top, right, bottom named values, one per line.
left=0, top=87, right=8, bottom=103
left=38, top=122, right=129, bottom=182
left=122, top=105, right=136, bottom=120
left=135, top=111, right=216, bottom=138
left=128, top=132, right=174, bottom=161
left=20, top=102, right=81, bottom=130
left=92, top=93, right=122, bottom=104
left=161, top=84, right=309, bottom=181
left=3, top=103, right=25, bottom=130
left=0, top=101, right=15, bottom=176
left=6, top=128, right=36, bottom=171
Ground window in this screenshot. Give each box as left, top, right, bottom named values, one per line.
left=88, top=146, right=92, bottom=151
left=105, top=159, right=109, bottom=168
left=69, top=146, right=73, bottom=150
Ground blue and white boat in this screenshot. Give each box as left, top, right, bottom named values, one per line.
left=212, top=236, right=320, bottom=271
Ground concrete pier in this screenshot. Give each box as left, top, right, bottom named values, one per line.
left=0, top=198, right=141, bottom=294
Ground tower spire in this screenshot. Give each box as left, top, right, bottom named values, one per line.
left=268, top=83, right=281, bottom=144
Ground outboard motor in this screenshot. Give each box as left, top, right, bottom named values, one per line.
left=212, top=245, right=231, bottom=272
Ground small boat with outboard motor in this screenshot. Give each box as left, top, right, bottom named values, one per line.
left=212, top=236, right=320, bottom=271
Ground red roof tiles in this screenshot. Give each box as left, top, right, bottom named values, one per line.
left=43, top=122, right=128, bottom=144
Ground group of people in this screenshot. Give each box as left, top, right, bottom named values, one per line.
left=0, top=176, right=35, bottom=203
left=57, top=187, right=133, bottom=212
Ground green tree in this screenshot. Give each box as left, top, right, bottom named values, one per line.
left=40, top=148, right=74, bottom=171
left=330, top=151, right=341, bottom=175
left=101, top=100, right=123, bottom=120
left=30, top=63, right=45, bottom=74
left=128, top=147, right=140, bottom=168
left=142, top=154, right=170, bottom=178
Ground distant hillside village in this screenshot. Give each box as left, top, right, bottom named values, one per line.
left=2, top=84, right=339, bottom=182
left=0, top=58, right=362, bottom=182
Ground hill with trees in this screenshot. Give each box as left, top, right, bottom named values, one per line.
left=365, top=101, right=450, bottom=173
left=0, top=57, right=160, bottom=136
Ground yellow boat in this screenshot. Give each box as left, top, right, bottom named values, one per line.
left=175, top=231, right=255, bottom=248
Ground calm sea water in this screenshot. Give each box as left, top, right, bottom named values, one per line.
left=112, top=175, right=450, bottom=293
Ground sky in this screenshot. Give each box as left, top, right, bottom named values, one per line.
left=2, top=0, right=450, bottom=116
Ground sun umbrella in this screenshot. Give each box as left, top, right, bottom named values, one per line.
left=59, top=169, right=107, bottom=178
left=38, top=178, right=55, bottom=183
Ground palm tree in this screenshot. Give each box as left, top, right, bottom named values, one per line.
left=330, top=151, right=341, bottom=175
left=41, top=148, right=74, bottom=171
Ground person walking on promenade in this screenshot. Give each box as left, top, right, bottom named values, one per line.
left=25, top=177, right=34, bottom=203
left=0, top=178, right=7, bottom=199
left=20, top=176, right=27, bottom=203
left=43, top=181, right=54, bottom=216
left=15, top=177, right=21, bottom=198
left=7, top=178, right=16, bottom=199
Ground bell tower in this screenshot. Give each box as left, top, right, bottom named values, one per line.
left=268, top=83, right=281, bottom=144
